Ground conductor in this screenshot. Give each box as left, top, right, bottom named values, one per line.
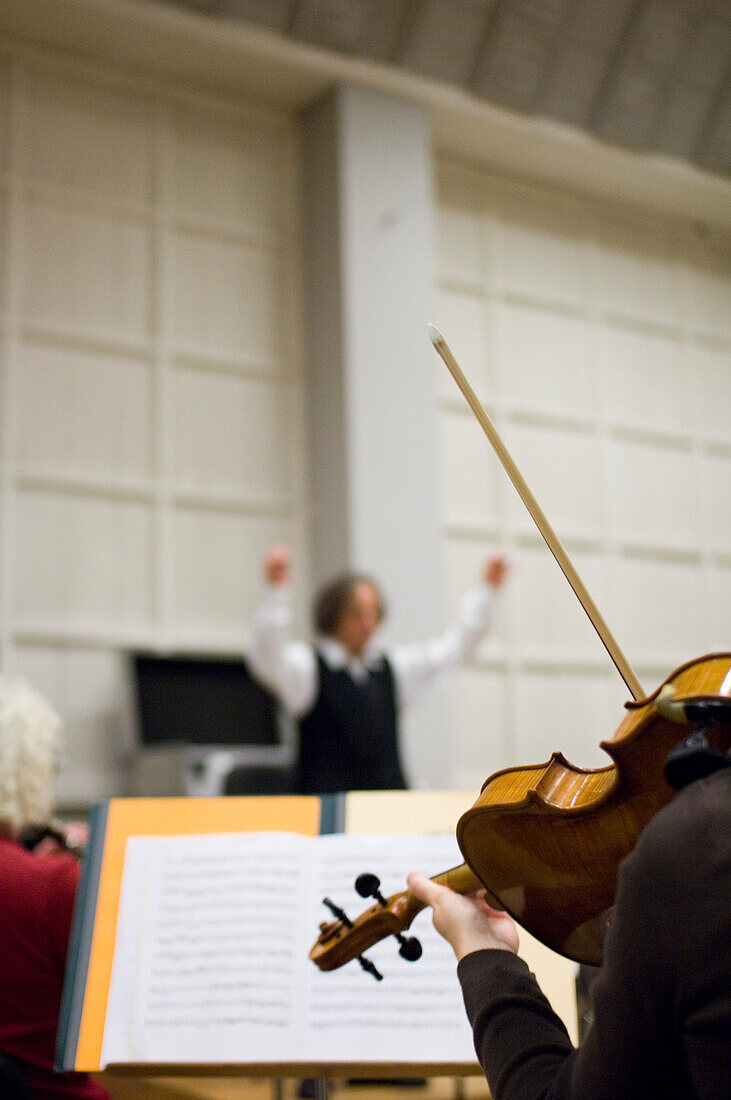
left=248, top=545, right=509, bottom=794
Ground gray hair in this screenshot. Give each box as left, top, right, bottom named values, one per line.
left=313, top=574, right=385, bottom=636
left=0, top=675, right=62, bottom=832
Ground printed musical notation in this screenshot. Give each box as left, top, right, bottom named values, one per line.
left=101, top=831, right=475, bottom=1066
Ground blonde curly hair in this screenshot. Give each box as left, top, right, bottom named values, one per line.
left=0, top=675, right=62, bottom=832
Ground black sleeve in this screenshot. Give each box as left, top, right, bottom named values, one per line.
left=457, top=808, right=690, bottom=1100
left=458, top=950, right=575, bottom=1098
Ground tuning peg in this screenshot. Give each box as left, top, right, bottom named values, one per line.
left=355, top=872, right=387, bottom=907
left=396, top=934, right=422, bottom=961
left=355, top=872, right=380, bottom=897
left=358, top=955, right=383, bottom=981
left=322, top=897, right=353, bottom=928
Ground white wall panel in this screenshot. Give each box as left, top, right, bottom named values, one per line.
left=15, top=491, right=153, bottom=629
left=695, top=342, right=731, bottom=443
left=495, top=192, right=587, bottom=305
left=705, top=566, right=731, bottom=652
left=18, top=343, right=153, bottom=479
left=509, top=544, right=610, bottom=664
left=441, top=409, right=502, bottom=531
left=1, top=51, right=304, bottom=806
left=172, top=510, right=289, bottom=639
left=435, top=166, right=485, bottom=288
left=688, top=251, right=731, bottom=339
left=497, top=303, right=593, bottom=420
left=174, top=233, right=283, bottom=365
left=609, top=557, right=705, bottom=668
left=502, top=423, right=604, bottom=542
left=513, top=671, right=627, bottom=772
left=436, top=162, right=731, bottom=789
left=606, top=438, right=697, bottom=551
left=700, top=453, right=731, bottom=556
left=597, top=323, right=686, bottom=435
left=446, top=666, right=510, bottom=784
left=23, top=68, right=152, bottom=202
left=595, top=220, right=684, bottom=326
left=15, top=646, right=132, bottom=804
left=166, top=106, right=293, bottom=232
left=174, top=368, right=291, bottom=496
left=24, top=203, right=152, bottom=340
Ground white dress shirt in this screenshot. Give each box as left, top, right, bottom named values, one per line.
left=247, top=582, right=497, bottom=719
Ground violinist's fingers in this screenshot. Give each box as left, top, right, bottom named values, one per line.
left=407, top=871, right=519, bottom=961
left=407, top=871, right=444, bottom=906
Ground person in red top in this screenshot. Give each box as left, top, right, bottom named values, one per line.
left=0, top=675, right=110, bottom=1100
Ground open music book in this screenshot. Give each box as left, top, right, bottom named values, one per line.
left=59, top=793, right=577, bottom=1074
left=100, top=830, right=476, bottom=1067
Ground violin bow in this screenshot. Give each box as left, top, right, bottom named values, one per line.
left=429, top=324, right=645, bottom=702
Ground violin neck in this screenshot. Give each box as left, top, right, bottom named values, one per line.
left=432, top=863, right=483, bottom=893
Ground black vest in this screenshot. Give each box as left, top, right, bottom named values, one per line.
left=296, top=651, right=406, bottom=794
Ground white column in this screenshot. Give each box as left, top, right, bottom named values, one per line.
left=302, top=85, right=449, bottom=787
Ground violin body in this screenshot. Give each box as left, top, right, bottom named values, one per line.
left=457, top=652, right=731, bottom=966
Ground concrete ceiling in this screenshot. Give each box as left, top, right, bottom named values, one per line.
left=155, top=0, right=731, bottom=178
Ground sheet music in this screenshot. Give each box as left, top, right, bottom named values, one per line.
left=101, top=831, right=475, bottom=1066
left=305, top=833, right=475, bottom=1064
left=102, top=832, right=312, bottom=1064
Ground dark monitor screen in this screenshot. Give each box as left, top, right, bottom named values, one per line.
left=131, top=653, right=279, bottom=747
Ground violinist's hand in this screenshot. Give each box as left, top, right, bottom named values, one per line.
left=264, top=544, right=290, bottom=586
left=407, top=871, right=519, bottom=961
left=33, top=821, right=88, bottom=857
left=483, top=556, right=509, bottom=590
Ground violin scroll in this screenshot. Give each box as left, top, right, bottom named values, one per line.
left=310, top=863, right=482, bottom=976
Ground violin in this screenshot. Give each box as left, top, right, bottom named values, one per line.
left=310, top=329, right=731, bottom=976
left=456, top=652, right=731, bottom=966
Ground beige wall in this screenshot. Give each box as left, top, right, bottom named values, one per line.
left=0, top=49, right=307, bottom=803
left=435, top=161, right=731, bottom=786
left=0, top=19, right=729, bottom=805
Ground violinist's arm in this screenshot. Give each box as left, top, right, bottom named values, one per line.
left=413, top=787, right=713, bottom=1100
